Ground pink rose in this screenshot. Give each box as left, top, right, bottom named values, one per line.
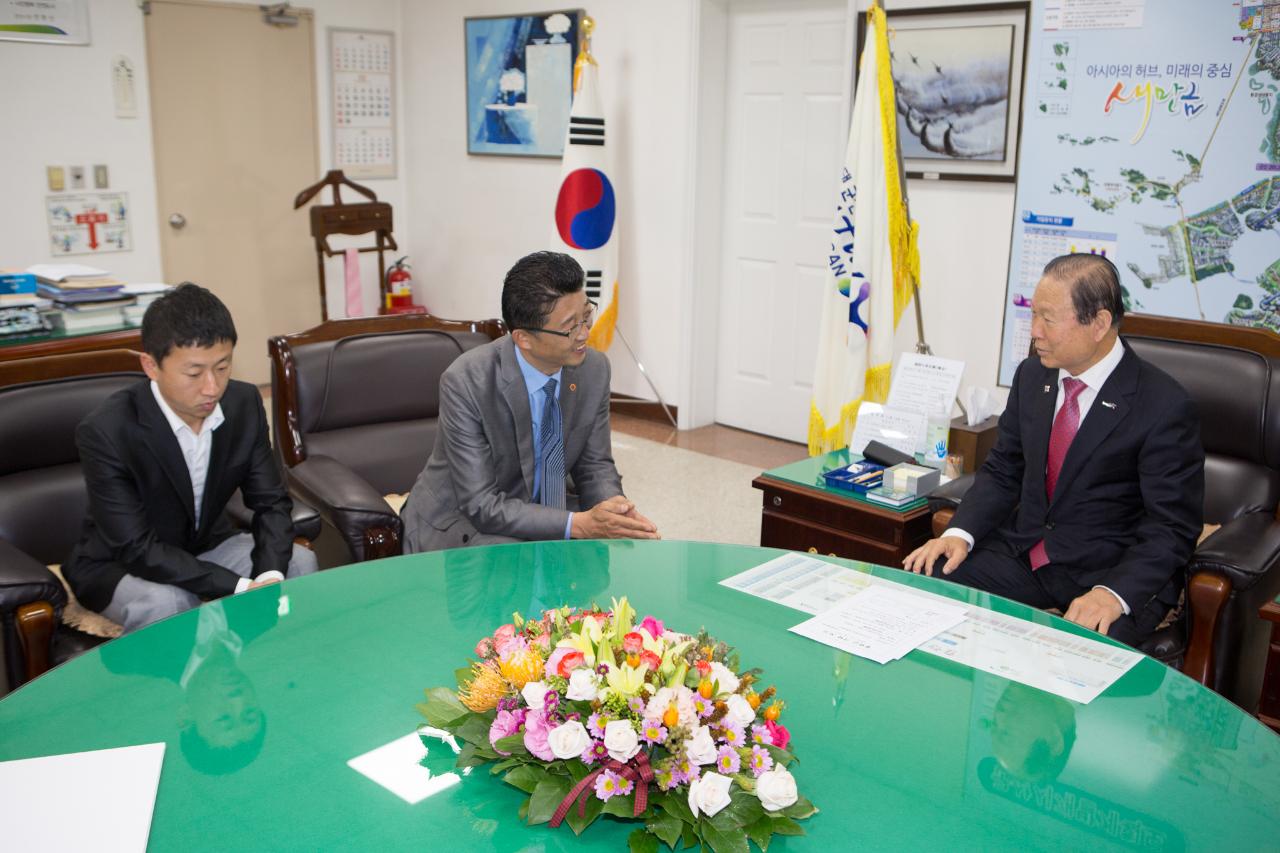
left=494, top=623, right=516, bottom=644
left=640, top=651, right=661, bottom=671
left=531, top=633, right=551, bottom=652
left=623, top=632, right=644, bottom=654
left=765, top=720, right=790, bottom=750
left=547, top=647, right=585, bottom=678
left=523, top=710, right=555, bottom=761
left=497, top=633, right=529, bottom=660
left=474, top=637, right=495, bottom=658
left=489, top=709, right=523, bottom=755
left=640, top=616, right=665, bottom=638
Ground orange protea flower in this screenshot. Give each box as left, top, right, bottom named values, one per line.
left=498, top=649, right=545, bottom=688
left=458, top=662, right=505, bottom=712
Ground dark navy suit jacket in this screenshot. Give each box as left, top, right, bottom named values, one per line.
left=951, top=341, right=1204, bottom=613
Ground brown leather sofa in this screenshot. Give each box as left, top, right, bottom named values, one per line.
left=0, top=349, right=320, bottom=695
left=930, top=314, right=1280, bottom=712
left=268, top=314, right=506, bottom=563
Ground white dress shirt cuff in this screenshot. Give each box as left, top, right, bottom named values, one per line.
left=564, top=513, right=574, bottom=540
left=1093, top=585, right=1131, bottom=615
left=235, top=570, right=285, bottom=594
left=941, top=528, right=975, bottom=551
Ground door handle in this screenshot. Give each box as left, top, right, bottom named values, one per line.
left=168, top=213, right=187, bottom=229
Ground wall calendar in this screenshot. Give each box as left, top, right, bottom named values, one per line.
left=329, top=28, right=396, bottom=179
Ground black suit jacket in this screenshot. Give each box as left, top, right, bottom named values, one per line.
left=64, top=379, right=295, bottom=612
left=951, top=342, right=1204, bottom=613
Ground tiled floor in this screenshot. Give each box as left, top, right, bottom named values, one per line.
left=610, top=412, right=809, bottom=472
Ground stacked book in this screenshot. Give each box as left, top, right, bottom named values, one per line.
left=27, top=265, right=129, bottom=334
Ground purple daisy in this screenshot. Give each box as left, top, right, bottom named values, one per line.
left=715, top=745, right=741, bottom=774
left=594, top=770, right=626, bottom=801
left=751, top=724, right=774, bottom=746
left=655, top=766, right=678, bottom=791
left=749, top=745, right=774, bottom=777
left=718, top=721, right=746, bottom=748
left=641, top=720, right=668, bottom=745
left=587, top=712, right=609, bottom=738
left=692, top=695, right=715, bottom=718
left=585, top=740, right=609, bottom=764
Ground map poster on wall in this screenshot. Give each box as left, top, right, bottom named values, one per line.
left=998, top=0, right=1280, bottom=385
left=46, top=192, right=132, bottom=256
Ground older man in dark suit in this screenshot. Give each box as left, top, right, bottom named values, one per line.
left=903, top=254, right=1204, bottom=645
left=64, top=283, right=316, bottom=632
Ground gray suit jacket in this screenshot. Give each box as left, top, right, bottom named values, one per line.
left=402, top=335, right=623, bottom=551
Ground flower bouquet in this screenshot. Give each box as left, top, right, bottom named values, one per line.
left=417, top=597, right=817, bottom=852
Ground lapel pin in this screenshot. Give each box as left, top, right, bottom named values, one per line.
left=1101, top=400, right=1117, bottom=409
left=1044, top=385, right=1052, bottom=393
left=569, top=383, right=577, bottom=392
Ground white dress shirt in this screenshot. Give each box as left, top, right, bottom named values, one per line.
left=944, top=338, right=1131, bottom=613
left=150, top=382, right=280, bottom=593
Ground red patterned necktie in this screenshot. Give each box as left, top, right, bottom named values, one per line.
left=1029, top=377, right=1086, bottom=570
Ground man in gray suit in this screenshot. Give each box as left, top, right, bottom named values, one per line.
left=402, top=251, right=659, bottom=552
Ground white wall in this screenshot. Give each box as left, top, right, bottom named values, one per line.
left=0, top=0, right=408, bottom=320
left=399, top=0, right=696, bottom=406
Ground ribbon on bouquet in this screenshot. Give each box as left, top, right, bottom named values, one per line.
left=549, top=751, right=655, bottom=827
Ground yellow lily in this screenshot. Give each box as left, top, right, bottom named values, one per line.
left=604, top=662, right=646, bottom=699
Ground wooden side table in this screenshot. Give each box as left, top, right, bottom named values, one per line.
left=0, top=325, right=141, bottom=363
left=1258, top=598, right=1280, bottom=734
left=752, top=450, right=934, bottom=566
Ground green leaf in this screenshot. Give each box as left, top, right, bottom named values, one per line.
left=456, top=743, right=494, bottom=768
left=490, top=757, right=521, bottom=774
left=565, top=790, right=604, bottom=835
left=743, top=816, right=773, bottom=852
left=766, top=815, right=804, bottom=836
left=781, top=795, right=817, bottom=821
left=647, top=808, right=684, bottom=849
left=602, top=793, right=638, bottom=818
left=419, top=687, right=471, bottom=728
left=709, top=791, right=763, bottom=831
left=564, top=759, right=592, bottom=783
left=493, top=732, right=529, bottom=755
left=503, top=765, right=546, bottom=794
left=655, top=791, right=696, bottom=825
left=702, top=821, right=750, bottom=853
left=763, top=745, right=794, bottom=767
left=527, top=775, right=573, bottom=825
left=680, top=823, right=699, bottom=849
left=517, top=797, right=530, bottom=822
left=453, top=713, right=492, bottom=747
left=629, top=828, right=662, bottom=853
left=454, top=665, right=474, bottom=689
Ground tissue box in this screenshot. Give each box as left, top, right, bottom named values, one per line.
left=949, top=415, right=999, bottom=473
left=885, top=463, right=940, bottom=496
left=822, top=460, right=885, bottom=493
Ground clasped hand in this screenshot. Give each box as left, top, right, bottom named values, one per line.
left=571, top=495, right=660, bottom=540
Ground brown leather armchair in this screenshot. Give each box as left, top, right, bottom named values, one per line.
left=268, top=314, right=505, bottom=563
left=929, top=315, right=1280, bottom=712
left=0, top=349, right=320, bottom=695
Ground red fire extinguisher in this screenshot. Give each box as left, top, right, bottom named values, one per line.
left=385, top=257, right=414, bottom=311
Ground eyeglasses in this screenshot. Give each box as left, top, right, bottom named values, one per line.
left=517, top=300, right=598, bottom=338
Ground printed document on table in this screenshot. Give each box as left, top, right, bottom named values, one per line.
left=848, top=403, right=927, bottom=456
left=789, top=585, right=969, bottom=664
left=885, top=352, right=965, bottom=414
left=722, top=555, right=1143, bottom=703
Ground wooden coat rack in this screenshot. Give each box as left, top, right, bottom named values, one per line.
left=293, top=170, right=397, bottom=320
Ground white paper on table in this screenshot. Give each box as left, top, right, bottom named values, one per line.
left=886, top=352, right=965, bottom=414
left=848, top=403, right=927, bottom=456
left=24, top=263, right=111, bottom=281
left=348, top=729, right=469, bottom=805
left=722, top=555, right=1144, bottom=703
left=0, top=742, right=165, bottom=853
left=789, top=586, right=969, bottom=664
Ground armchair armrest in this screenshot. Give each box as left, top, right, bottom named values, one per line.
left=1191, top=511, right=1280, bottom=592
left=927, top=473, right=975, bottom=538
left=286, top=454, right=403, bottom=561
left=0, top=538, right=67, bottom=688
left=224, top=490, right=323, bottom=543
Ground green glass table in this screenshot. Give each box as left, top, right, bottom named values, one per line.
left=753, top=451, right=934, bottom=565
left=3, top=541, right=1278, bottom=851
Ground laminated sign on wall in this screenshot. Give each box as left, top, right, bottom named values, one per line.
left=46, top=193, right=132, bottom=255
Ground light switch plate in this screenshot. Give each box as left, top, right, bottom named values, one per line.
left=93, top=165, right=109, bottom=189
left=69, top=166, right=85, bottom=189
left=46, top=166, right=65, bottom=192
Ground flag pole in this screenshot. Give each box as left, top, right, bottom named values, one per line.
left=870, top=0, right=930, bottom=355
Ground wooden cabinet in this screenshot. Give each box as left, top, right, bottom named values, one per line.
left=752, top=476, right=933, bottom=566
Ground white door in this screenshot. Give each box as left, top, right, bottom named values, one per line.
left=714, top=0, right=847, bottom=443
left=147, top=0, right=322, bottom=385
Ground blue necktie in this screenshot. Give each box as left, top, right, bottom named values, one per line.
left=538, top=378, right=565, bottom=509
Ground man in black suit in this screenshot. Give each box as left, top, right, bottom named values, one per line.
left=903, top=254, right=1203, bottom=645
left=64, top=283, right=316, bottom=632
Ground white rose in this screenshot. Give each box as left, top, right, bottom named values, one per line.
left=687, top=771, right=733, bottom=818
left=707, top=662, right=740, bottom=696
left=521, top=680, right=548, bottom=711
left=725, top=693, right=756, bottom=727
left=603, top=719, right=641, bottom=761
left=685, top=725, right=718, bottom=766
left=547, top=720, right=591, bottom=760
left=565, top=668, right=600, bottom=702
left=755, top=766, right=798, bottom=812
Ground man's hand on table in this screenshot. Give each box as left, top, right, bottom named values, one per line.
left=1063, top=588, right=1124, bottom=635
left=902, top=535, right=970, bottom=576
left=571, top=496, right=661, bottom=540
